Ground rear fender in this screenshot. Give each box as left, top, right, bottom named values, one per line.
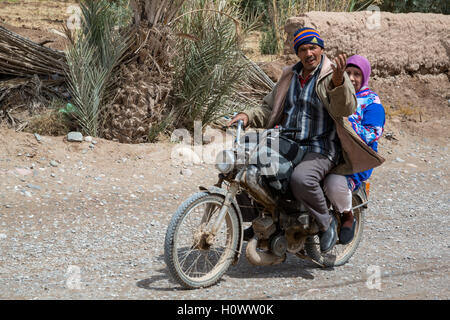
left=199, top=185, right=244, bottom=265
left=352, top=181, right=369, bottom=209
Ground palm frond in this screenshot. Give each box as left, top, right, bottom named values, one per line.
left=171, top=0, right=272, bottom=131
left=65, top=0, right=132, bottom=136
left=0, top=26, right=67, bottom=77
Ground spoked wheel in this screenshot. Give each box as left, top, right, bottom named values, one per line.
left=164, top=192, right=240, bottom=289
left=305, top=195, right=365, bottom=267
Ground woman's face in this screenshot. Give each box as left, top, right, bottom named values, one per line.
left=346, top=66, right=363, bottom=92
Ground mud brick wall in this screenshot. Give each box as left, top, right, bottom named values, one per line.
left=284, top=12, right=450, bottom=77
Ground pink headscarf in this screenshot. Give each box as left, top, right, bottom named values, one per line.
left=347, top=55, right=371, bottom=89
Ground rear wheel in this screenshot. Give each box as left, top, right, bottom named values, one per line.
left=305, top=195, right=365, bottom=267
left=164, top=192, right=240, bottom=289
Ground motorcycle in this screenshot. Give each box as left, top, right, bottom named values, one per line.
left=164, top=120, right=370, bottom=289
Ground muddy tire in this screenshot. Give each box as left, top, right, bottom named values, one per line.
left=305, top=195, right=365, bottom=267
left=164, top=192, right=240, bottom=289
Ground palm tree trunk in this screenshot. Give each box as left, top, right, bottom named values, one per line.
left=129, top=0, right=185, bottom=26
left=100, top=0, right=185, bottom=143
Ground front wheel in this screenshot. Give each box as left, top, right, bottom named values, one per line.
left=164, top=192, right=240, bottom=289
left=305, top=195, right=365, bottom=267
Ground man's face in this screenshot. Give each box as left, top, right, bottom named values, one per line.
left=297, top=44, right=323, bottom=72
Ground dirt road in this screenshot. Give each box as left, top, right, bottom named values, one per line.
left=0, top=0, right=448, bottom=301
left=0, top=121, right=448, bottom=300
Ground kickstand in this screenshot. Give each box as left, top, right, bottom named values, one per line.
left=295, top=252, right=325, bottom=268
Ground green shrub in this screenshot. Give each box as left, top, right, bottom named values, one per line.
left=239, top=0, right=268, bottom=19
left=379, top=0, right=449, bottom=14
left=107, top=0, right=133, bottom=28
left=259, top=26, right=279, bottom=54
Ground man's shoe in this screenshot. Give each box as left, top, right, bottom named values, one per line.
left=243, top=226, right=255, bottom=241
left=339, top=218, right=356, bottom=245
left=319, top=215, right=338, bottom=253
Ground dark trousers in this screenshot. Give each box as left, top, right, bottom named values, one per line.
left=289, top=152, right=335, bottom=231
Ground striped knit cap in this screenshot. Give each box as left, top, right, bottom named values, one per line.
left=293, top=27, right=324, bottom=54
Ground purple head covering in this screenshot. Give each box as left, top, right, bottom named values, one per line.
left=346, top=55, right=371, bottom=89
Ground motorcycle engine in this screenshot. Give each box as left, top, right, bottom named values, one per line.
left=252, top=216, right=289, bottom=257
left=279, top=211, right=319, bottom=253
left=252, top=216, right=276, bottom=239
left=270, top=234, right=288, bottom=257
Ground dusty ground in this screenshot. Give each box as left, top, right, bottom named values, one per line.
left=0, top=117, right=449, bottom=300
left=0, top=0, right=75, bottom=51
left=0, top=1, right=449, bottom=301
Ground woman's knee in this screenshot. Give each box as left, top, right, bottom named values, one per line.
left=324, top=174, right=344, bottom=196
left=323, top=174, right=352, bottom=212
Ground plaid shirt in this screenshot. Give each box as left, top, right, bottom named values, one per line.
left=281, top=58, right=340, bottom=163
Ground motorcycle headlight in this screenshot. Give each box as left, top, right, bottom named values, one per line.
left=215, top=150, right=235, bottom=174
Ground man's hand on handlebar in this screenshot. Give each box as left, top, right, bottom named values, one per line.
left=227, top=113, right=249, bottom=127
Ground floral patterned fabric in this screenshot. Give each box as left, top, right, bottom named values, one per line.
left=346, top=87, right=385, bottom=190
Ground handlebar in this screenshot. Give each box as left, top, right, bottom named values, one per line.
left=278, top=127, right=302, bottom=133
left=274, top=125, right=302, bottom=134
left=227, top=114, right=301, bottom=146
left=234, top=120, right=244, bottom=146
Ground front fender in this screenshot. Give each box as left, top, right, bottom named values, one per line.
left=199, top=185, right=244, bottom=265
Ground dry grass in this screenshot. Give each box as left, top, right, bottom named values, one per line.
left=294, top=0, right=353, bottom=12
left=384, top=102, right=422, bottom=120
left=24, top=107, right=73, bottom=136
left=0, top=76, right=67, bottom=130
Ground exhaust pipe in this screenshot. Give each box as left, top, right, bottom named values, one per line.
left=245, top=237, right=285, bottom=266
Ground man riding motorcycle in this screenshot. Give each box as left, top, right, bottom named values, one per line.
left=228, top=27, right=384, bottom=253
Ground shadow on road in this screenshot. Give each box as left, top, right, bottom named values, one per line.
left=136, top=267, right=182, bottom=291
left=136, top=247, right=330, bottom=291
left=226, top=249, right=322, bottom=281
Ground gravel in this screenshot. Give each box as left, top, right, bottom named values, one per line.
left=0, top=133, right=448, bottom=300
